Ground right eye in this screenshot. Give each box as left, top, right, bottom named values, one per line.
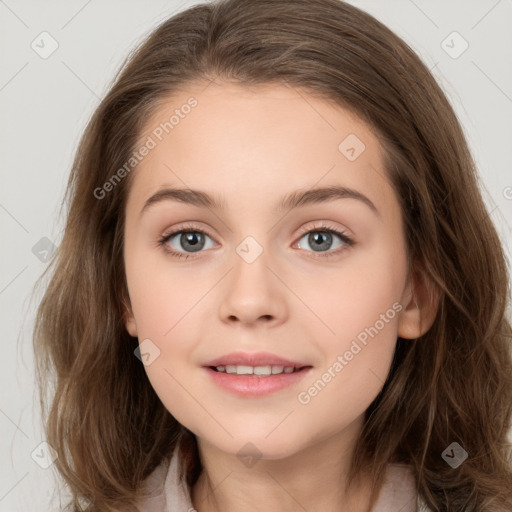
left=158, top=224, right=217, bottom=260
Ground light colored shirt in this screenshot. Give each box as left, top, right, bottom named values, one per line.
left=133, top=444, right=430, bottom=512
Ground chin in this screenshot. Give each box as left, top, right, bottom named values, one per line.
left=207, top=432, right=306, bottom=462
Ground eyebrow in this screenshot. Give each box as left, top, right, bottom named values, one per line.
left=139, top=185, right=380, bottom=217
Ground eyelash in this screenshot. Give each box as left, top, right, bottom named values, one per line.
left=157, top=222, right=354, bottom=260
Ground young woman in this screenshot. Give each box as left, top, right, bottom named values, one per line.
left=32, top=0, right=512, bottom=510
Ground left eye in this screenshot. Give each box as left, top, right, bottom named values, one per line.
left=295, top=227, right=353, bottom=257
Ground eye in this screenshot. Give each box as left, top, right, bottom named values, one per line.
left=157, top=222, right=354, bottom=260
left=295, top=223, right=354, bottom=258
left=157, top=223, right=217, bottom=260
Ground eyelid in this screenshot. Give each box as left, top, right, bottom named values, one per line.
left=160, top=221, right=216, bottom=239
left=295, top=220, right=351, bottom=238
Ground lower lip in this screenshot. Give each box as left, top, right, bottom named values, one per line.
left=202, top=366, right=312, bottom=397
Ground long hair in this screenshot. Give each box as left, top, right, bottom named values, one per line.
left=32, top=0, right=512, bottom=510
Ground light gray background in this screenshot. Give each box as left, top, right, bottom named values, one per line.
left=1, top=1, right=511, bottom=510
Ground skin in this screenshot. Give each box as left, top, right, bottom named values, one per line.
left=123, top=80, right=437, bottom=512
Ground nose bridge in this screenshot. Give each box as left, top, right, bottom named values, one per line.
left=230, top=234, right=274, bottom=294
left=218, top=233, right=287, bottom=324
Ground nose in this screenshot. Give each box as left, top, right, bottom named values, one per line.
left=218, top=248, right=288, bottom=327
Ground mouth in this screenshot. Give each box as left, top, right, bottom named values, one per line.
left=202, top=353, right=313, bottom=397
left=201, top=352, right=312, bottom=396
left=208, top=364, right=310, bottom=376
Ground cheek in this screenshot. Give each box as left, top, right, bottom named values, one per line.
left=124, top=243, right=201, bottom=337
left=293, top=269, right=403, bottom=441
left=124, top=252, right=210, bottom=432
left=298, top=245, right=406, bottom=347
left=292, top=244, right=405, bottom=401
left=124, top=247, right=207, bottom=396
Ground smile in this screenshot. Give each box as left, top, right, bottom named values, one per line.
left=211, top=364, right=302, bottom=376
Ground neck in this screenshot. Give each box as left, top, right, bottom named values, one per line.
left=190, top=420, right=373, bottom=512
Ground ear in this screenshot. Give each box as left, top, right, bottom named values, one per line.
left=122, top=294, right=138, bottom=338
left=398, top=265, right=439, bottom=340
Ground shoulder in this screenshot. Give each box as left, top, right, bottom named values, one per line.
left=133, top=443, right=194, bottom=512
left=131, top=459, right=170, bottom=512
left=132, top=454, right=434, bottom=512
left=371, top=463, right=432, bottom=512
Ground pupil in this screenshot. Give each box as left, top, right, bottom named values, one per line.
left=309, top=231, right=332, bottom=251
left=182, top=232, right=204, bottom=252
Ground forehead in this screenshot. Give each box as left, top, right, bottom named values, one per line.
left=126, top=80, right=393, bottom=218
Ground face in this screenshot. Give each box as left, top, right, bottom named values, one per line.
left=123, top=80, right=419, bottom=460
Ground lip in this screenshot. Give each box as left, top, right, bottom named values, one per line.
left=203, top=366, right=312, bottom=397
left=202, top=351, right=313, bottom=397
left=202, top=351, right=307, bottom=368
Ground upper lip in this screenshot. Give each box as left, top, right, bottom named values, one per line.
left=203, top=351, right=309, bottom=368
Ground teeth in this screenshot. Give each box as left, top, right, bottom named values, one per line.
left=215, top=364, right=298, bottom=375
left=236, top=365, right=253, bottom=375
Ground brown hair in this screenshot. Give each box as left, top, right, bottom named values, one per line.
left=32, top=0, right=512, bottom=510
